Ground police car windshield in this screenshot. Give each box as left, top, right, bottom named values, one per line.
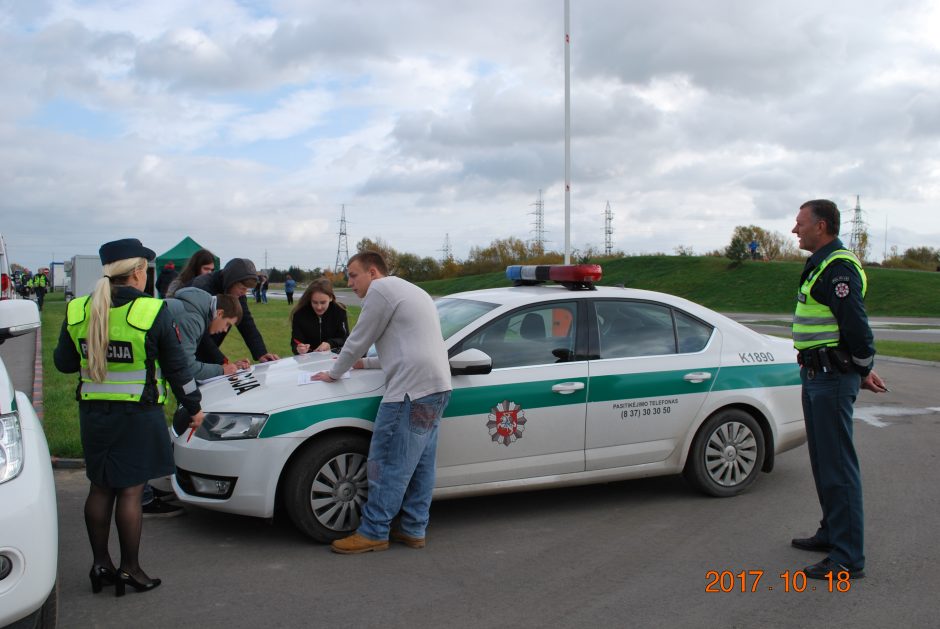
left=435, top=298, right=499, bottom=340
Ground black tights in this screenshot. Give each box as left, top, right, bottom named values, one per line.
left=84, top=483, right=151, bottom=580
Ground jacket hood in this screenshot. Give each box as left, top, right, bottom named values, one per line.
left=222, top=258, right=258, bottom=291
left=171, top=287, right=215, bottom=326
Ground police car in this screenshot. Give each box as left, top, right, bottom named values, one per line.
left=0, top=299, right=57, bottom=627
left=172, top=265, right=805, bottom=543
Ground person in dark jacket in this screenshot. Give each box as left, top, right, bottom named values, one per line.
left=155, top=262, right=178, bottom=298
left=290, top=278, right=349, bottom=354
left=191, top=258, right=279, bottom=363
left=165, top=248, right=215, bottom=298
left=53, top=238, right=203, bottom=595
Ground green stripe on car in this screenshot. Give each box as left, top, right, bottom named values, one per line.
left=260, top=364, right=799, bottom=438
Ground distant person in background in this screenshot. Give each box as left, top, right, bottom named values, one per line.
left=155, top=262, right=177, bottom=298
left=192, top=258, right=279, bottom=364
left=749, top=239, right=760, bottom=260
left=166, top=249, right=216, bottom=298
left=284, top=274, right=296, bottom=305
left=260, top=274, right=269, bottom=304
left=253, top=273, right=262, bottom=303
left=31, top=271, right=48, bottom=310
left=290, top=278, right=349, bottom=354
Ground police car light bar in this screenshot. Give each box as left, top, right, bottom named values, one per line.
left=505, top=264, right=602, bottom=290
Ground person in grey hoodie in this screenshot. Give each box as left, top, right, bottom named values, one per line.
left=166, top=288, right=243, bottom=381
left=191, top=258, right=280, bottom=364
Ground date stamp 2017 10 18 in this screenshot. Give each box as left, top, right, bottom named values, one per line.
left=705, top=570, right=853, bottom=593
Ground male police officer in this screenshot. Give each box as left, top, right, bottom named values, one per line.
left=790, top=199, right=887, bottom=580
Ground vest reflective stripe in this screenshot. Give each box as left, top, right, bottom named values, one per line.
left=792, top=250, right=867, bottom=351
left=67, top=295, right=168, bottom=403
left=80, top=368, right=164, bottom=382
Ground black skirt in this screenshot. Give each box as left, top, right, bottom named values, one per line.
left=79, top=401, right=174, bottom=488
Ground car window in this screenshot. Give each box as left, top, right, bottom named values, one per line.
left=595, top=301, right=677, bottom=358
left=435, top=297, right=500, bottom=340
left=675, top=309, right=714, bottom=353
left=457, top=302, right=578, bottom=368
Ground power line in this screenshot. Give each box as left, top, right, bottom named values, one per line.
left=439, top=233, right=453, bottom=264
left=530, top=189, right=546, bottom=254
left=847, top=195, right=868, bottom=261
left=334, top=204, right=350, bottom=273
left=604, top=201, right=613, bottom=256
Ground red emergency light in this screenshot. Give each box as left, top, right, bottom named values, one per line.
left=505, top=264, right=602, bottom=290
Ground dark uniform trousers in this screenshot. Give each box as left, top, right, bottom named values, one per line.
left=801, top=366, right=864, bottom=570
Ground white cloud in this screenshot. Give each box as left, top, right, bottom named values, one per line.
left=1, top=0, right=939, bottom=272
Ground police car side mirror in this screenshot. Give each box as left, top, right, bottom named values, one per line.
left=449, top=348, right=493, bottom=376
left=0, top=299, right=41, bottom=345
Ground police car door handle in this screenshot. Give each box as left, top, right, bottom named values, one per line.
left=683, top=372, right=712, bottom=384
left=552, top=382, right=585, bottom=395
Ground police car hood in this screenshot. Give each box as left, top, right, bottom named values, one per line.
left=196, top=352, right=385, bottom=414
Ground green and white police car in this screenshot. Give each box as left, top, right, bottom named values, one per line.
left=172, top=265, right=805, bottom=543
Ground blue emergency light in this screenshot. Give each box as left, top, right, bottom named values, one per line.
left=505, top=264, right=602, bottom=290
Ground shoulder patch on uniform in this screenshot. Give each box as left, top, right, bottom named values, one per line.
left=834, top=282, right=850, bottom=298
left=831, top=275, right=851, bottom=284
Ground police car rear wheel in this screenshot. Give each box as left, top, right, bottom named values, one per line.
left=684, top=409, right=765, bottom=497
left=284, top=434, right=370, bottom=543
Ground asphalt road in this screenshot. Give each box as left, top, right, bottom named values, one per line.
left=50, top=358, right=940, bottom=629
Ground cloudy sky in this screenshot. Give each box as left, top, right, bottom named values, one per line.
left=3, top=0, right=939, bottom=272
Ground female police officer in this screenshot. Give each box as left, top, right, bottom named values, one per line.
left=54, top=239, right=204, bottom=596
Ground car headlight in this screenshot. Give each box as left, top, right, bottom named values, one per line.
left=196, top=413, right=269, bottom=440
left=0, top=412, right=25, bottom=484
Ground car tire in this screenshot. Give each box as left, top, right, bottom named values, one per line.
left=684, top=409, right=765, bottom=497
left=284, top=434, right=370, bottom=543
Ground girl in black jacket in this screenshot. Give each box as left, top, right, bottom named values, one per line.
left=290, top=278, right=349, bottom=354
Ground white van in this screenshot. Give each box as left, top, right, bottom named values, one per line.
left=0, top=299, right=57, bottom=628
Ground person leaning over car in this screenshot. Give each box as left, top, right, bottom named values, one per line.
left=191, top=258, right=279, bottom=364
left=138, top=286, right=243, bottom=518
left=166, top=287, right=242, bottom=380
left=313, top=251, right=451, bottom=554
left=53, top=238, right=204, bottom=596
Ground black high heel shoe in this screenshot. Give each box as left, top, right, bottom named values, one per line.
left=89, top=565, right=116, bottom=594
left=115, top=570, right=161, bottom=597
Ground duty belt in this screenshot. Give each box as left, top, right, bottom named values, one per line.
left=798, top=347, right=851, bottom=375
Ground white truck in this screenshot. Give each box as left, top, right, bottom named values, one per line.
left=48, top=262, right=66, bottom=292
left=65, top=255, right=102, bottom=301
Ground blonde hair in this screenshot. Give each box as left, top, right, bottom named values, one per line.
left=86, top=257, right=147, bottom=382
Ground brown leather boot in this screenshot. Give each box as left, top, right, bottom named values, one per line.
left=330, top=533, right=389, bottom=554
left=390, top=529, right=426, bottom=549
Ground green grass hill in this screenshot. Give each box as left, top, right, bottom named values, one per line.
left=419, top=256, right=940, bottom=316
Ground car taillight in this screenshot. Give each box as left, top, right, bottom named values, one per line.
left=0, top=274, right=10, bottom=300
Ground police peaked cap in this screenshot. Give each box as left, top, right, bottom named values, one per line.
left=99, top=238, right=156, bottom=265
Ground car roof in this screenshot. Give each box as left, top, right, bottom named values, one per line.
left=444, top=284, right=713, bottom=314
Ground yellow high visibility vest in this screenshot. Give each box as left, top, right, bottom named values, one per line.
left=792, top=250, right=867, bottom=351
left=67, top=295, right=167, bottom=403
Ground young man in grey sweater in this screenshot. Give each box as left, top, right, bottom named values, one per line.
left=314, top=251, right=452, bottom=553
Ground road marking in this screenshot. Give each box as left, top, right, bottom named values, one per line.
left=854, top=405, right=935, bottom=427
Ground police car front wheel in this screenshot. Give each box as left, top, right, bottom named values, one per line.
left=684, top=409, right=766, bottom=498
left=283, top=433, right=370, bottom=543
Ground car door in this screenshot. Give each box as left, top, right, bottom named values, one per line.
left=436, top=300, right=588, bottom=487
left=585, top=299, right=720, bottom=471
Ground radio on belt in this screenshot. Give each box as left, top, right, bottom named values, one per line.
left=505, top=264, right=602, bottom=290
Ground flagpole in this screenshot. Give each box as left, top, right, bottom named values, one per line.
left=564, top=0, right=571, bottom=264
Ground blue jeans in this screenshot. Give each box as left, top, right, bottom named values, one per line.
left=357, top=391, right=451, bottom=541
left=801, top=367, right=864, bottom=569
